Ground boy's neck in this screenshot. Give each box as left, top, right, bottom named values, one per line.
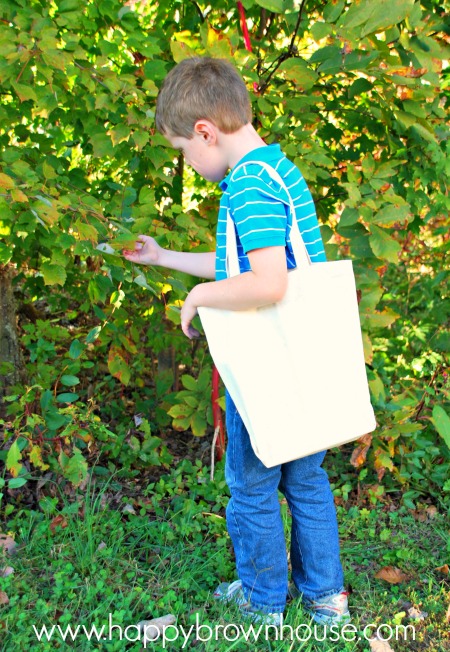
left=219, top=123, right=267, bottom=170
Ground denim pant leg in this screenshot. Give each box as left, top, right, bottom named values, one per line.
left=279, top=453, right=345, bottom=600
left=225, top=392, right=287, bottom=613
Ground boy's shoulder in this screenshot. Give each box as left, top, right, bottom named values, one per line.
left=225, top=144, right=301, bottom=200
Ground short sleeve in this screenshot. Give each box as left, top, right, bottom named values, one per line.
left=228, top=168, right=290, bottom=254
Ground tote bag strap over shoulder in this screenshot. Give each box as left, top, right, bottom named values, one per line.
left=226, top=160, right=312, bottom=278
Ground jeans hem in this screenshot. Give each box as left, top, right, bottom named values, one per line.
left=242, top=601, right=286, bottom=614
left=300, top=586, right=345, bottom=601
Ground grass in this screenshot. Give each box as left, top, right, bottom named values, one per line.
left=1, top=459, right=449, bottom=651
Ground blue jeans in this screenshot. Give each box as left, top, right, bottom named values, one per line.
left=225, top=391, right=345, bottom=613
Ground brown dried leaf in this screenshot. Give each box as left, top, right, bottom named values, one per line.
left=374, top=566, right=410, bottom=584
left=425, top=505, right=438, bottom=519
left=407, top=606, right=428, bottom=620
left=446, top=602, right=450, bottom=623
left=350, top=434, right=373, bottom=467
left=436, top=564, right=449, bottom=575
left=50, top=515, right=68, bottom=533
left=369, top=636, right=395, bottom=652
left=0, top=534, right=17, bottom=555
left=0, top=592, right=9, bottom=605
left=138, top=615, right=176, bottom=642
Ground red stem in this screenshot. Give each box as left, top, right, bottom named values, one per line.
left=237, top=1, right=252, bottom=52
left=212, top=365, right=226, bottom=460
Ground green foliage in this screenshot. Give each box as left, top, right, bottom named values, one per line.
left=168, top=370, right=214, bottom=436
left=0, top=0, right=448, bottom=501
left=1, top=464, right=449, bottom=651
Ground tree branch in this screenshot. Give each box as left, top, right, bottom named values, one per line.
left=189, top=0, right=205, bottom=23
left=257, top=0, right=308, bottom=94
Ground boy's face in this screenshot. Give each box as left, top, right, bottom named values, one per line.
left=166, top=123, right=229, bottom=183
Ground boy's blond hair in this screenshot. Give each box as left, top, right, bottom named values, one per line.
left=155, top=57, right=252, bottom=138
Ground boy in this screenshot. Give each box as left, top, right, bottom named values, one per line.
left=123, top=57, right=349, bottom=627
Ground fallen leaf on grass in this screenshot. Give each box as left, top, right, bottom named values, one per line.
left=412, top=505, right=439, bottom=522
left=97, top=542, right=107, bottom=551
left=375, top=566, right=410, bottom=584
left=425, top=505, right=438, bottom=519
left=407, top=606, right=428, bottom=620
left=369, top=636, right=395, bottom=652
left=138, top=615, right=176, bottom=642
left=0, top=534, right=17, bottom=555
left=0, top=592, right=9, bottom=606
left=446, top=603, right=450, bottom=623
left=50, top=515, right=68, bottom=533
left=0, top=567, right=14, bottom=578
left=122, top=504, right=136, bottom=515
left=435, top=564, right=449, bottom=575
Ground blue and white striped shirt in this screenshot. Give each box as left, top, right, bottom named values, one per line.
left=216, top=144, right=326, bottom=280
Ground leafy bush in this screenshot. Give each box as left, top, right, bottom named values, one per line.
left=0, top=0, right=448, bottom=506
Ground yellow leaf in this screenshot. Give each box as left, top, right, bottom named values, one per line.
left=29, top=445, right=50, bottom=471
left=11, top=187, right=28, bottom=203
left=362, top=331, right=373, bottom=364
left=0, top=173, right=15, bottom=190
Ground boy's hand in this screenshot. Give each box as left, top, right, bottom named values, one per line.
left=122, top=235, right=163, bottom=266
left=181, top=287, right=201, bottom=339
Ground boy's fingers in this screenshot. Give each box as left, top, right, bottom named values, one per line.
left=181, top=323, right=200, bottom=339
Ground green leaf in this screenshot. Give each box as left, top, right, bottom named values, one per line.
left=107, top=353, right=131, bottom=385
left=90, top=133, right=114, bottom=158
left=310, top=22, right=332, bottom=42
left=86, top=326, right=102, bottom=344
left=431, top=405, right=450, bottom=449
left=279, top=58, right=318, bottom=91
left=56, top=393, right=79, bottom=403
left=60, top=375, right=80, bottom=387
left=181, top=374, right=197, bottom=391
left=191, top=411, right=207, bottom=437
left=11, top=82, right=38, bottom=102
left=370, top=204, right=410, bottom=227
left=361, top=308, right=399, bottom=329
left=59, top=447, right=88, bottom=487
left=323, top=0, right=346, bottom=23
left=75, top=220, right=98, bottom=242
left=41, top=263, right=67, bottom=286
left=110, top=289, right=125, bottom=308
left=339, top=0, right=415, bottom=37
left=69, top=339, right=84, bottom=359
left=369, top=225, right=401, bottom=263
left=339, top=207, right=359, bottom=227
left=6, top=441, right=22, bottom=477
left=0, top=242, right=12, bottom=265
left=168, top=404, right=193, bottom=419
left=362, top=0, right=415, bottom=36
left=40, top=389, right=53, bottom=411
left=8, top=477, right=28, bottom=489
left=46, top=410, right=68, bottom=430
left=255, top=0, right=285, bottom=13
left=348, top=78, right=373, bottom=99
left=148, top=147, right=170, bottom=171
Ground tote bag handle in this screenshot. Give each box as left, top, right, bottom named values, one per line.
left=226, top=160, right=313, bottom=278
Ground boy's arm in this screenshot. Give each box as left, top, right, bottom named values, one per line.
left=122, top=235, right=216, bottom=279
left=181, top=245, right=288, bottom=338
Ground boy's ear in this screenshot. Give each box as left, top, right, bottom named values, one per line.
left=193, top=120, right=217, bottom=145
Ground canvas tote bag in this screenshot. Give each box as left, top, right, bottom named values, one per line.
left=198, top=161, right=376, bottom=467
